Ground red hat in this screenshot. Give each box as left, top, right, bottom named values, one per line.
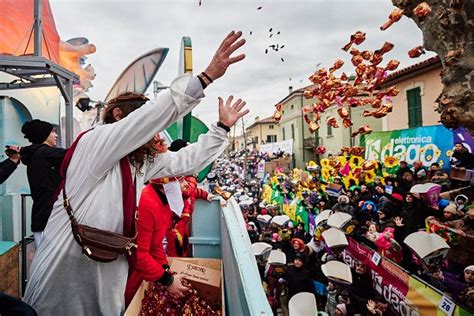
left=261, top=209, right=268, bottom=215
left=392, top=193, right=403, bottom=202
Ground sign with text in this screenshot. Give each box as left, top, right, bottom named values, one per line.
left=259, top=139, right=294, bottom=154
left=363, top=125, right=453, bottom=170
left=170, top=259, right=221, bottom=288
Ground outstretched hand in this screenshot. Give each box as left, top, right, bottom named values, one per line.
left=204, top=31, right=246, bottom=81
left=218, top=96, right=249, bottom=128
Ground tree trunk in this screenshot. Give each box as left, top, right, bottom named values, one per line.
left=392, top=0, right=474, bottom=134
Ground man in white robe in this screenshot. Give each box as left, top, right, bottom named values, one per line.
left=23, top=31, right=247, bottom=315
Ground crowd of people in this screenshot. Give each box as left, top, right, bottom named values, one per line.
left=209, top=145, right=474, bottom=315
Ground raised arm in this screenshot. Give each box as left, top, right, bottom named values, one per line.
left=78, top=31, right=246, bottom=177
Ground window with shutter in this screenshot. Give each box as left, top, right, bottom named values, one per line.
left=407, top=87, right=423, bottom=128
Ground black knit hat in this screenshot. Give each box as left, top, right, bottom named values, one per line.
left=21, top=119, right=54, bottom=144
left=168, top=139, right=189, bottom=152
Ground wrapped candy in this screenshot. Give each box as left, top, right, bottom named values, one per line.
left=308, top=121, right=320, bottom=133
left=326, top=116, right=339, bottom=128
left=316, top=145, right=326, bottom=155
left=337, top=107, right=350, bottom=119
left=349, top=47, right=361, bottom=56
left=351, top=125, right=372, bottom=137
left=329, top=59, right=344, bottom=73
left=139, top=280, right=221, bottom=316
left=342, top=31, right=366, bottom=51
left=350, top=146, right=365, bottom=156
left=413, top=2, right=432, bottom=22
left=342, top=118, right=353, bottom=128
left=355, top=64, right=366, bottom=76
left=340, top=72, right=348, bottom=81
left=351, top=55, right=364, bottom=66
left=363, top=110, right=373, bottom=117
left=408, top=46, right=426, bottom=58
left=273, top=104, right=283, bottom=122
left=369, top=53, right=383, bottom=66
left=384, top=59, right=400, bottom=71
left=361, top=50, right=373, bottom=61
left=385, top=86, right=400, bottom=97
left=380, top=8, right=404, bottom=31
left=303, top=89, right=314, bottom=99
left=215, top=187, right=232, bottom=200
left=375, top=42, right=395, bottom=56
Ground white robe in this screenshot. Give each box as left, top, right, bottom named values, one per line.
left=23, top=74, right=229, bottom=315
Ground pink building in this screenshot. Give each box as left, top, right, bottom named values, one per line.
left=378, top=56, right=443, bottom=131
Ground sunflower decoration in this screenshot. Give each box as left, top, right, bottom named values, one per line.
left=352, top=166, right=363, bottom=179
left=420, top=148, right=426, bottom=154
left=439, top=160, right=444, bottom=168
left=321, top=168, right=331, bottom=183
left=446, top=150, right=452, bottom=157
left=343, top=172, right=359, bottom=189
left=434, top=149, right=441, bottom=157
left=349, top=155, right=364, bottom=168
left=336, top=155, right=347, bottom=166
left=365, top=169, right=377, bottom=183
left=384, top=156, right=399, bottom=168
left=426, top=155, right=432, bottom=161
left=320, top=158, right=331, bottom=169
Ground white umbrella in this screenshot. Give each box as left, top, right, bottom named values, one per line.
left=315, top=209, right=332, bottom=226
left=322, top=228, right=348, bottom=248
left=289, top=292, right=318, bottom=316
left=257, top=214, right=272, bottom=224
left=410, top=183, right=441, bottom=194
left=251, top=242, right=272, bottom=258
left=268, top=250, right=286, bottom=265
left=271, top=215, right=291, bottom=227
left=321, top=261, right=352, bottom=285
left=404, top=231, right=450, bottom=263
left=327, top=212, right=352, bottom=229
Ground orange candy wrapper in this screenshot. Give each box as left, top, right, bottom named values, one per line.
left=342, top=31, right=366, bottom=51
left=408, top=46, right=425, bottom=58
left=351, top=125, right=373, bottom=137
left=384, top=59, right=400, bottom=71
left=329, top=59, right=345, bottom=73
left=413, top=2, right=431, bottom=22
left=326, top=116, right=339, bottom=128
left=375, top=42, right=395, bottom=56
left=380, top=8, right=404, bottom=31
left=337, top=107, right=350, bottom=119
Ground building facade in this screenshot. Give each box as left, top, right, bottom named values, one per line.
left=245, top=116, right=281, bottom=151
left=378, top=56, right=442, bottom=131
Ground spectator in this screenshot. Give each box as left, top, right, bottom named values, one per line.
left=281, top=253, right=314, bottom=299
left=412, top=161, right=427, bottom=183
left=20, top=120, right=67, bottom=249
left=451, top=143, right=474, bottom=169
left=433, top=265, right=474, bottom=303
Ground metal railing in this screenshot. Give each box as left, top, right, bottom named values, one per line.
left=20, top=193, right=33, bottom=295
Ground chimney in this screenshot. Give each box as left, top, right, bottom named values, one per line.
left=255, top=116, right=260, bottom=122
left=289, top=86, right=293, bottom=94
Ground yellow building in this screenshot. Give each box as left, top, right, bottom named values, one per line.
left=245, top=116, right=281, bottom=151
left=274, top=87, right=317, bottom=168
left=378, top=56, right=442, bottom=131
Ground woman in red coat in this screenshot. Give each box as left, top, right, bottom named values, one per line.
left=166, top=175, right=213, bottom=257
left=124, top=177, right=191, bottom=306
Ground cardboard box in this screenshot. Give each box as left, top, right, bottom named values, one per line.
left=125, top=258, right=224, bottom=316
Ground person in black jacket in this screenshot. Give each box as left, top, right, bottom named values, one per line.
left=350, top=261, right=375, bottom=314
left=451, top=142, right=474, bottom=169
left=0, top=145, right=20, bottom=183
left=20, top=120, right=67, bottom=249
left=281, top=252, right=314, bottom=299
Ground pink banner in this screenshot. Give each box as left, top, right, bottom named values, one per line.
left=342, top=238, right=414, bottom=315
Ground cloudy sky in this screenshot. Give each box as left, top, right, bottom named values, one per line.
left=50, top=0, right=435, bottom=132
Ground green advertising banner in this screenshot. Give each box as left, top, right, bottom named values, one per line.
left=362, top=125, right=454, bottom=169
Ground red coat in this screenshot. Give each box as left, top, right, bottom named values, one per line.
left=165, top=176, right=208, bottom=257
left=125, top=183, right=172, bottom=307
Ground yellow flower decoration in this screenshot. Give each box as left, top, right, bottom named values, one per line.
left=349, top=155, right=364, bottom=168
left=321, top=168, right=331, bottom=182
left=343, top=173, right=359, bottom=189
left=439, top=160, right=444, bottom=167
left=365, top=170, right=377, bottom=183
left=426, top=155, right=433, bottom=160
left=420, top=148, right=425, bottom=154
left=383, top=156, right=399, bottom=168
left=434, top=149, right=441, bottom=157
left=320, top=158, right=330, bottom=168
left=337, top=156, right=347, bottom=166
left=446, top=150, right=453, bottom=157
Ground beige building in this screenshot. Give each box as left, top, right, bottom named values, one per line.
left=245, top=116, right=280, bottom=151
left=274, top=87, right=317, bottom=169
left=378, top=56, right=442, bottom=131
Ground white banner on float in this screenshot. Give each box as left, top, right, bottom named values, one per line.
left=259, top=139, right=293, bottom=154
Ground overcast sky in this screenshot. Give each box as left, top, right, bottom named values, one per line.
left=50, top=0, right=435, bottom=132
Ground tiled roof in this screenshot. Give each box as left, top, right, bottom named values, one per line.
left=378, top=56, right=441, bottom=87
left=246, top=116, right=277, bottom=130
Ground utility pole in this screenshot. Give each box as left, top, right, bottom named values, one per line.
left=241, top=118, right=248, bottom=180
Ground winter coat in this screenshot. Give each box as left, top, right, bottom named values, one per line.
left=20, top=144, right=67, bottom=232
left=0, top=158, right=17, bottom=184
left=444, top=217, right=474, bottom=266
left=283, top=265, right=314, bottom=299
